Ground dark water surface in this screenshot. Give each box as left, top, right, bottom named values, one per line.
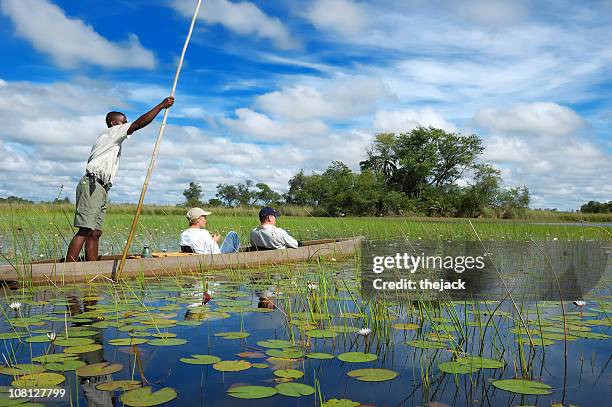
left=0, top=262, right=611, bottom=407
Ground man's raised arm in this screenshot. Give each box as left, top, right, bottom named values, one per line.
left=127, top=97, right=175, bottom=135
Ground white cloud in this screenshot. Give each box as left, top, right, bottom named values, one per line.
left=171, top=0, right=297, bottom=50
left=373, top=107, right=457, bottom=133
left=305, top=0, right=370, bottom=36
left=473, top=103, right=586, bottom=137
left=220, top=108, right=328, bottom=141
left=255, top=76, right=390, bottom=121
left=476, top=103, right=612, bottom=209
left=451, top=0, right=527, bottom=25
left=0, top=0, right=155, bottom=69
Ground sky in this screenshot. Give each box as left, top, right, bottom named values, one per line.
left=0, top=0, right=611, bottom=210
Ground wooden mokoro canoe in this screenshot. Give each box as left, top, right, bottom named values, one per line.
left=0, top=237, right=365, bottom=285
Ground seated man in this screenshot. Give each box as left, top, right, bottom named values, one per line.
left=250, top=207, right=298, bottom=250
left=180, top=208, right=240, bottom=254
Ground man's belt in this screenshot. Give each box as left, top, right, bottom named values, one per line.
left=85, top=171, right=112, bottom=191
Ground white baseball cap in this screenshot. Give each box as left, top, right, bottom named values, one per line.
left=186, top=207, right=212, bottom=221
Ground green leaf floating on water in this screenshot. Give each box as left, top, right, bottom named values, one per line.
left=346, top=368, right=398, bottom=382
left=438, top=361, right=480, bottom=374
left=406, top=340, right=447, bottom=349
left=65, top=344, right=103, bottom=354
left=108, top=338, right=148, bottom=346
left=305, top=330, right=337, bottom=339
left=212, top=360, right=252, bottom=372
left=96, top=380, right=142, bottom=391
left=322, top=399, right=360, bottom=407
left=77, top=362, right=123, bottom=377
left=151, top=333, right=176, bottom=339
left=0, top=332, right=27, bottom=340
left=44, top=360, right=86, bottom=372
left=337, top=352, right=377, bottom=363
left=492, top=379, right=552, bottom=395
left=274, top=369, right=304, bottom=379
left=0, top=364, right=46, bottom=376
left=227, top=385, right=277, bottom=399
left=24, top=335, right=51, bottom=343
left=55, top=337, right=95, bottom=347
left=214, top=331, right=250, bottom=339
left=257, top=339, right=294, bottom=349
left=64, top=329, right=98, bottom=337
left=120, top=386, right=177, bottom=406
left=252, top=363, right=268, bottom=369
left=392, top=323, right=420, bottom=330
left=276, top=382, right=315, bottom=397
left=148, top=338, right=187, bottom=346
left=305, top=352, right=334, bottom=360
left=266, top=349, right=305, bottom=359
left=32, top=354, right=78, bottom=363
left=456, top=356, right=505, bottom=369
left=179, top=355, right=221, bottom=365
left=11, top=372, right=65, bottom=388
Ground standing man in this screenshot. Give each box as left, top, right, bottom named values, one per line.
left=66, top=97, right=175, bottom=262
left=250, top=207, right=299, bottom=249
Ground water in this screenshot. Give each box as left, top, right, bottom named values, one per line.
left=1, top=261, right=610, bottom=406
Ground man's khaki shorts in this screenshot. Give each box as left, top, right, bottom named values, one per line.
left=73, top=175, right=108, bottom=231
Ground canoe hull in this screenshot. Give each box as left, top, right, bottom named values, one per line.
left=0, top=237, right=364, bottom=285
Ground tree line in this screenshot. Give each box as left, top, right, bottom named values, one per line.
left=580, top=200, right=612, bottom=213
left=183, top=127, right=532, bottom=218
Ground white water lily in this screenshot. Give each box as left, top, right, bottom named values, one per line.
left=187, top=302, right=201, bottom=308
left=573, top=300, right=586, bottom=307
left=46, top=331, right=57, bottom=341
left=307, top=282, right=318, bottom=290
left=9, top=302, right=21, bottom=311
left=206, top=290, right=215, bottom=296
left=212, top=282, right=221, bottom=287
left=358, top=328, right=371, bottom=336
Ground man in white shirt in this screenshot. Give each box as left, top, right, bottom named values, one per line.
left=250, top=207, right=299, bottom=250
left=180, top=207, right=240, bottom=254
left=66, top=97, right=174, bottom=262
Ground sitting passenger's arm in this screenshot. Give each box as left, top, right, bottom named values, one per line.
left=282, top=230, right=299, bottom=249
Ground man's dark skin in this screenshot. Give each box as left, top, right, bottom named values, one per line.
left=65, top=97, right=174, bottom=262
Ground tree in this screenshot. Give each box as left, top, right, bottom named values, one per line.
left=182, top=182, right=203, bottom=207
left=236, top=180, right=255, bottom=206
left=216, top=184, right=240, bottom=207
left=255, top=183, right=282, bottom=205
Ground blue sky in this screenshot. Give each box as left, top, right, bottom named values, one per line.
left=0, top=0, right=610, bottom=210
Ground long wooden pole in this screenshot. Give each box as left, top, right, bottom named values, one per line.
left=115, top=0, right=203, bottom=280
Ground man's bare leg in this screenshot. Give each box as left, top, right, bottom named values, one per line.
left=66, top=228, right=91, bottom=262
left=84, top=230, right=102, bottom=261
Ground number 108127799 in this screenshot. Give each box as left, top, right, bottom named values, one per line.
left=9, top=388, right=67, bottom=399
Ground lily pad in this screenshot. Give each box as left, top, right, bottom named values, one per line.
left=96, top=380, right=142, bottom=391
left=228, top=385, right=277, bottom=399
left=266, top=349, right=304, bottom=359
left=24, top=336, right=51, bottom=343
left=77, top=362, right=123, bottom=377
left=274, top=369, right=304, bottom=379
left=406, top=340, right=447, bottom=349
left=491, top=379, right=552, bottom=395
left=65, top=344, right=103, bottom=354
left=120, top=386, right=177, bottom=406
left=214, top=331, right=250, bottom=339
left=346, top=368, right=398, bottom=382
left=108, top=338, right=148, bottom=346
left=338, top=352, right=377, bottom=363
left=276, top=382, right=315, bottom=397
left=151, top=333, right=176, bottom=339
left=44, top=360, right=86, bottom=372
left=257, top=339, right=294, bottom=349
left=438, top=361, right=480, bottom=374
left=32, top=354, right=77, bottom=363
left=179, top=355, right=221, bottom=365
left=305, top=329, right=337, bottom=339
left=252, top=363, right=268, bottom=369
left=11, top=372, right=65, bottom=388
left=392, top=323, right=420, bottom=330
left=236, top=351, right=266, bottom=358
left=212, top=360, right=252, bottom=372
left=456, top=356, right=505, bottom=369
left=0, top=364, right=46, bottom=376
left=55, top=337, right=94, bottom=347
left=322, top=398, right=360, bottom=407
left=305, top=352, right=334, bottom=360
left=148, top=338, right=187, bottom=346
